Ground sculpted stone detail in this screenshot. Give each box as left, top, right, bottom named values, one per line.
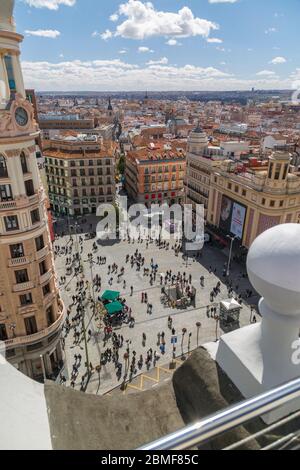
left=0, top=93, right=38, bottom=138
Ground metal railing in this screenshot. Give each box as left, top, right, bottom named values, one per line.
left=139, top=377, right=300, bottom=450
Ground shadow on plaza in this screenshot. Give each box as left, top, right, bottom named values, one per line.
left=189, top=242, right=260, bottom=312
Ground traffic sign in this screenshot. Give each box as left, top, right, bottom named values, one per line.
left=171, top=336, right=178, bottom=344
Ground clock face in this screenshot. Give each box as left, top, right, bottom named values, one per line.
left=15, top=107, right=29, bottom=127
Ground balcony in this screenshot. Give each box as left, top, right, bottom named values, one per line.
left=4, top=305, right=65, bottom=349
left=8, top=256, right=31, bottom=267
left=0, top=200, right=16, bottom=211
left=13, top=281, right=34, bottom=293
left=36, top=245, right=50, bottom=261
left=39, top=270, right=53, bottom=285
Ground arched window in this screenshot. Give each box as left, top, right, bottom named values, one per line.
left=20, top=152, right=28, bottom=174
left=0, top=155, right=8, bottom=178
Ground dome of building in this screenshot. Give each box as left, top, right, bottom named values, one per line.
left=187, top=122, right=208, bottom=154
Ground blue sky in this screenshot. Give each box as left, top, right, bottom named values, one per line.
left=14, top=0, right=300, bottom=91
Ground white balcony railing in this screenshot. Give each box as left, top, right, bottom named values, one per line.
left=5, top=303, right=65, bottom=349
left=39, top=270, right=53, bottom=285
left=8, top=256, right=31, bottom=267
left=12, top=281, right=34, bottom=293
left=36, top=245, right=50, bottom=261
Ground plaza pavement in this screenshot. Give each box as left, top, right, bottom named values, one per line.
left=54, top=219, right=260, bottom=396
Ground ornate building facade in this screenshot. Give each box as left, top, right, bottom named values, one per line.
left=0, top=0, right=65, bottom=380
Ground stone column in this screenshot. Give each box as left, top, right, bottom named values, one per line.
left=11, top=53, right=25, bottom=97
left=0, top=54, right=9, bottom=106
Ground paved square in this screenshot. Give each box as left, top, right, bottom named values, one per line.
left=54, top=217, right=260, bottom=395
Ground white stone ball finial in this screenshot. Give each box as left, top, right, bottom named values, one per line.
left=247, top=224, right=300, bottom=318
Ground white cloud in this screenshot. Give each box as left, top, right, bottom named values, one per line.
left=146, top=57, right=169, bottom=65
left=265, top=27, right=277, bottom=34
left=270, top=56, right=287, bottom=65
left=25, top=29, right=61, bottom=38
left=110, top=14, right=119, bottom=22
left=118, top=49, right=127, bottom=54
left=166, top=39, right=181, bottom=46
left=24, top=0, right=76, bottom=10
left=101, top=1, right=218, bottom=41
left=207, top=37, right=223, bottom=43
left=100, top=29, right=113, bottom=40
left=256, top=70, right=276, bottom=76
left=22, top=58, right=294, bottom=92
left=138, top=46, right=154, bottom=53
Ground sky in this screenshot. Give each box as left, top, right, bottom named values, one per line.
left=13, top=0, right=300, bottom=92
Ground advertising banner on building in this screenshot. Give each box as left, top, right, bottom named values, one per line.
left=219, top=195, right=247, bottom=240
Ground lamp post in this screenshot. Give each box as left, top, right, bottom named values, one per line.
left=215, top=315, right=220, bottom=342
left=226, top=235, right=237, bottom=277
left=188, top=332, right=192, bottom=356
left=181, top=328, right=187, bottom=361
left=40, top=354, right=47, bottom=383
left=196, top=322, right=201, bottom=347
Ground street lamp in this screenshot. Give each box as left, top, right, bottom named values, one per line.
left=181, top=328, right=187, bottom=361
left=226, top=235, right=237, bottom=277
left=215, top=315, right=220, bottom=342
left=196, top=322, right=201, bottom=347
left=188, top=332, right=192, bottom=356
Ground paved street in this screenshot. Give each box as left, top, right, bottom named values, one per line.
left=54, top=216, right=260, bottom=396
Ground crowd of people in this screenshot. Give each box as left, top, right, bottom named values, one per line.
left=53, top=216, right=257, bottom=392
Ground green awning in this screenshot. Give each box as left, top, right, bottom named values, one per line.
left=105, top=301, right=124, bottom=315
left=101, top=290, right=120, bottom=302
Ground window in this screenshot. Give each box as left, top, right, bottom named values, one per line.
left=270, top=200, right=275, bottom=208
left=4, top=215, right=19, bottom=231
left=35, top=235, right=44, bottom=251
left=0, top=184, right=13, bottom=201
left=39, top=261, right=47, bottom=276
left=15, top=269, right=29, bottom=284
left=20, top=153, right=28, bottom=174
left=43, top=283, right=51, bottom=296
left=0, top=324, right=8, bottom=341
left=24, top=316, right=37, bottom=335
left=25, top=180, right=35, bottom=197
left=4, top=55, right=16, bottom=92
left=242, top=190, right=247, bottom=197
left=89, top=160, right=94, bottom=166
left=31, top=209, right=40, bottom=224
left=71, top=170, right=76, bottom=177
left=262, top=198, right=266, bottom=205
left=228, top=183, right=232, bottom=190
left=0, top=155, right=8, bottom=178
left=46, top=306, right=55, bottom=327
left=280, top=200, right=284, bottom=207
left=20, top=293, right=33, bottom=306
left=70, top=161, right=75, bottom=167
left=268, top=163, right=273, bottom=179
left=10, top=243, right=24, bottom=259
left=274, top=164, right=281, bottom=180
left=282, top=164, right=289, bottom=180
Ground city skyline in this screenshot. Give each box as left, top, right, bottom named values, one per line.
left=17, top=0, right=300, bottom=92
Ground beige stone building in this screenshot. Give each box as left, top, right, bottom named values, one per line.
left=207, top=149, right=300, bottom=249
left=0, top=0, right=65, bottom=380
left=44, top=135, right=116, bottom=216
